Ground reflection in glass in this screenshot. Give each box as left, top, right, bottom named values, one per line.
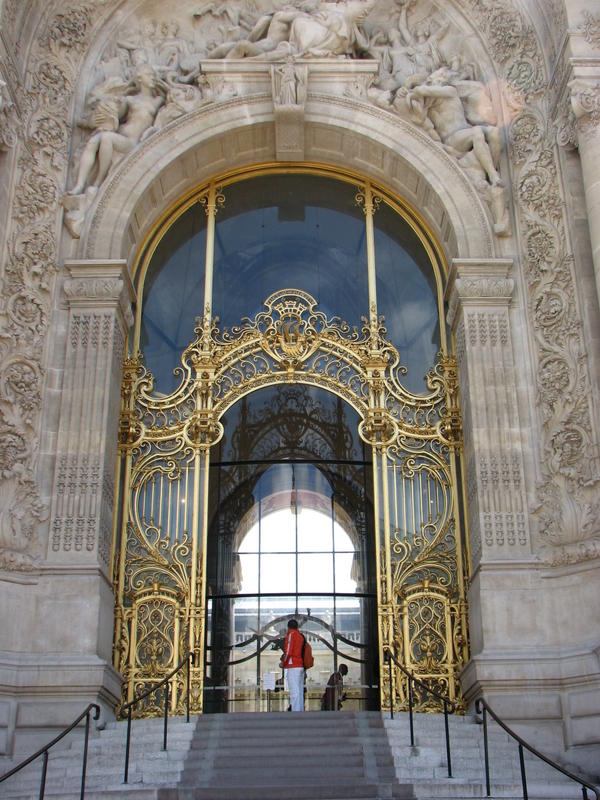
left=141, top=208, right=206, bottom=392
left=374, top=202, right=440, bottom=393
left=204, top=386, right=377, bottom=712
left=212, top=175, right=368, bottom=330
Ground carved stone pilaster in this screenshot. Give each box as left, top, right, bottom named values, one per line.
left=48, top=261, right=135, bottom=575
left=446, top=259, right=530, bottom=569
left=568, top=74, right=600, bottom=315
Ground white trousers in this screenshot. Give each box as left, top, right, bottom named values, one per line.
left=286, top=667, right=305, bottom=711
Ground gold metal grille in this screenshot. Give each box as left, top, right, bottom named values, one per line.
left=113, top=285, right=468, bottom=715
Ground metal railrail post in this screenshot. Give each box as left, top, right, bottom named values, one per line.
left=163, top=683, right=169, bottom=751
left=80, top=707, right=92, bottom=800
left=387, top=651, right=394, bottom=720
left=519, top=743, right=528, bottom=800
left=39, top=751, right=48, bottom=800
left=186, top=654, right=191, bottom=723
left=481, top=704, right=491, bottom=797
left=0, top=704, right=100, bottom=798
left=407, top=675, right=415, bottom=748
left=475, top=697, right=599, bottom=800
left=123, top=706, right=132, bottom=784
left=443, top=699, right=452, bottom=778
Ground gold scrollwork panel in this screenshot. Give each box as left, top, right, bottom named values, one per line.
left=115, top=438, right=205, bottom=713
left=114, top=289, right=467, bottom=715
left=384, top=447, right=468, bottom=711
left=119, top=587, right=188, bottom=716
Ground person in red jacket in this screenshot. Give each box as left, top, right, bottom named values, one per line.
left=280, top=618, right=305, bottom=711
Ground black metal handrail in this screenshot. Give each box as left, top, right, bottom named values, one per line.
left=476, top=698, right=599, bottom=800
left=0, top=702, right=100, bottom=800
left=121, top=652, right=193, bottom=784
left=384, top=647, right=455, bottom=778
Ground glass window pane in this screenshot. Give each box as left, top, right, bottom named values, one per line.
left=260, top=554, right=296, bottom=593
left=333, top=521, right=355, bottom=552
left=215, top=387, right=366, bottom=464
left=298, top=553, right=333, bottom=593
left=374, top=202, right=440, bottom=394
left=239, top=526, right=259, bottom=553
left=260, top=509, right=296, bottom=553
left=213, top=175, right=368, bottom=330
left=334, top=552, right=358, bottom=593
left=141, top=209, right=206, bottom=393
left=297, top=509, right=333, bottom=552
left=239, top=553, right=258, bottom=595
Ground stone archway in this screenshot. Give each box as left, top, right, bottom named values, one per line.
left=56, top=85, right=522, bottom=725
left=76, top=94, right=496, bottom=265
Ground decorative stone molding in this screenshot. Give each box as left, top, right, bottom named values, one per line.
left=569, top=78, right=600, bottom=136
left=48, top=261, right=134, bottom=572
left=580, top=10, right=600, bottom=50
left=553, top=95, right=578, bottom=149
left=1, top=0, right=598, bottom=576
left=57, top=0, right=513, bottom=239
left=445, top=259, right=531, bottom=568
left=0, top=75, right=18, bottom=150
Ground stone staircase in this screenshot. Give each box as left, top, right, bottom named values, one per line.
left=0, top=711, right=596, bottom=800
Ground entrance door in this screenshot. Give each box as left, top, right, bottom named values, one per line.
left=204, top=386, right=378, bottom=712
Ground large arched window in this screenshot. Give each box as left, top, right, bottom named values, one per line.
left=135, top=168, right=445, bottom=394
left=115, top=166, right=467, bottom=716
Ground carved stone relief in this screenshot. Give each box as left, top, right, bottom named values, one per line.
left=0, top=1, right=115, bottom=572
left=569, top=79, right=600, bottom=137
left=580, top=10, right=600, bottom=50
left=446, top=266, right=531, bottom=565
left=60, top=0, right=511, bottom=238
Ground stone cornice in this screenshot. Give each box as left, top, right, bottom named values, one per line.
left=445, top=259, right=514, bottom=328
left=64, top=259, right=135, bottom=328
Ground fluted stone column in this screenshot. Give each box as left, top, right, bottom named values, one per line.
left=445, top=259, right=535, bottom=705
left=446, top=259, right=530, bottom=570
left=570, top=76, right=600, bottom=311
left=42, top=260, right=135, bottom=720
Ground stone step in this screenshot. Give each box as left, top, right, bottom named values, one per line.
left=1, top=711, right=595, bottom=800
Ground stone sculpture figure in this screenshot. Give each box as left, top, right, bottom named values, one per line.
left=60, top=1, right=510, bottom=239
left=117, top=21, right=161, bottom=69
left=206, top=4, right=314, bottom=59
left=274, top=57, right=306, bottom=105
left=394, top=0, right=448, bottom=85
left=147, top=72, right=214, bottom=133
left=405, top=67, right=503, bottom=188
left=205, top=0, right=375, bottom=60
left=66, top=63, right=165, bottom=197
left=288, top=0, right=374, bottom=57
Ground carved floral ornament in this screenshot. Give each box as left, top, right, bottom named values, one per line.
left=580, top=9, right=600, bottom=50
left=569, top=78, right=600, bottom=136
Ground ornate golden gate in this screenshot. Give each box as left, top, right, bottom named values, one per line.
left=112, top=177, right=468, bottom=715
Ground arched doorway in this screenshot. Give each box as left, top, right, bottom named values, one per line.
left=204, top=385, right=378, bottom=712
left=113, top=166, right=468, bottom=715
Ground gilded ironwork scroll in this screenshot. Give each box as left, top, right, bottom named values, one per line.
left=114, top=288, right=467, bottom=714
